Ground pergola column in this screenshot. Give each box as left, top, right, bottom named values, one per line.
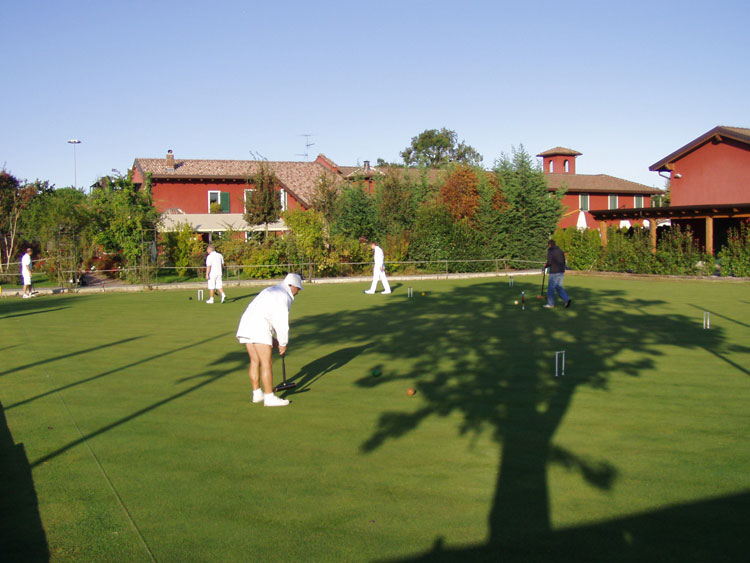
left=599, top=221, right=608, bottom=247
left=650, top=218, right=657, bottom=254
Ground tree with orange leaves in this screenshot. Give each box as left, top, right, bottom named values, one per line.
left=439, top=164, right=481, bottom=224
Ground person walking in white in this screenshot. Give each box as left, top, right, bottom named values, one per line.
left=21, top=248, right=33, bottom=298
left=236, top=273, right=303, bottom=407
left=364, top=242, right=391, bottom=294
left=205, top=245, right=226, bottom=304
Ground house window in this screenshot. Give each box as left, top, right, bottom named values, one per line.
left=208, top=191, right=230, bottom=213
left=608, top=194, right=618, bottom=209
left=208, top=191, right=220, bottom=213
left=634, top=195, right=644, bottom=208
left=279, top=188, right=287, bottom=212
left=580, top=193, right=589, bottom=212
left=244, top=188, right=254, bottom=209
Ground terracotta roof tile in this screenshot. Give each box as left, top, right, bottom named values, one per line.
left=545, top=173, right=662, bottom=194
left=133, top=158, right=343, bottom=208
left=537, top=147, right=583, bottom=157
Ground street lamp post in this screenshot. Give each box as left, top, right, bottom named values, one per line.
left=67, top=139, right=81, bottom=189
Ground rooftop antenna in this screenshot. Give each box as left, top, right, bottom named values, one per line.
left=297, top=134, right=315, bottom=160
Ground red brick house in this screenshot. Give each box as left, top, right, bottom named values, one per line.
left=131, top=151, right=342, bottom=239
left=538, top=147, right=663, bottom=230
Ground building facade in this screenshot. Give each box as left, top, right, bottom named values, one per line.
left=131, top=151, right=342, bottom=239
left=538, top=147, right=663, bottom=230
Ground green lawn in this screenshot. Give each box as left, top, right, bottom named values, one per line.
left=1, top=275, right=749, bottom=562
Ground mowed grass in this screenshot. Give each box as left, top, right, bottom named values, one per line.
left=1, top=275, right=749, bottom=562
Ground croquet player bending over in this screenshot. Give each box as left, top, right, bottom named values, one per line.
left=544, top=239, right=571, bottom=309
left=363, top=242, right=391, bottom=294
left=236, top=273, right=303, bottom=407
left=205, top=245, right=226, bottom=304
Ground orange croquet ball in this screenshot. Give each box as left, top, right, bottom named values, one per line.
left=406, top=387, right=416, bottom=396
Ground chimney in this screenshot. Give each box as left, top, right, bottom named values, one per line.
left=364, top=160, right=370, bottom=172
left=165, top=149, right=175, bottom=172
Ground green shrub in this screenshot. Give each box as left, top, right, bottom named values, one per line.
left=241, top=243, right=286, bottom=279
left=162, top=223, right=205, bottom=276
left=554, top=227, right=601, bottom=271
left=408, top=200, right=453, bottom=262
left=717, top=222, right=750, bottom=277
left=597, top=227, right=652, bottom=273
left=654, top=226, right=714, bottom=276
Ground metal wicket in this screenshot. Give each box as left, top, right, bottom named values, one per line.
left=198, top=289, right=204, bottom=301
left=407, top=287, right=413, bottom=298
left=703, top=311, right=710, bottom=329
left=509, top=276, right=514, bottom=286
left=555, top=350, right=566, bottom=377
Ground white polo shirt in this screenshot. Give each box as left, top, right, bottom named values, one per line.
left=236, top=282, right=294, bottom=346
left=206, top=251, right=224, bottom=278
left=21, top=253, right=32, bottom=284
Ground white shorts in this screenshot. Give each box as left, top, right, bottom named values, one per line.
left=207, top=276, right=223, bottom=290
left=22, top=272, right=31, bottom=286
left=237, top=317, right=274, bottom=346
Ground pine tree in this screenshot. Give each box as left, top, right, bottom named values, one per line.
left=244, top=164, right=282, bottom=237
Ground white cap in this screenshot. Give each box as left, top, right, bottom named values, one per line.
left=284, top=273, right=303, bottom=290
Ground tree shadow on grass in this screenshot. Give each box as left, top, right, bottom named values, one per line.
left=5, top=332, right=232, bottom=410
left=292, top=279, right=740, bottom=560
left=0, top=401, right=49, bottom=561
left=383, top=491, right=750, bottom=562
left=0, top=306, right=71, bottom=321
left=286, top=344, right=372, bottom=392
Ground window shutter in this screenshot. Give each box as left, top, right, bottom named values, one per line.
left=220, top=192, right=231, bottom=213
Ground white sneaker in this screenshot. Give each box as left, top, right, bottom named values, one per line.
left=363, top=290, right=375, bottom=294
left=263, top=393, right=289, bottom=407
left=206, top=298, right=214, bottom=304
left=22, top=294, right=30, bottom=299
left=543, top=304, right=554, bottom=309
left=252, top=389, right=264, bottom=403
left=382, top=290, right=392, bottom=294
left=221, top=294, right=226, bottom=303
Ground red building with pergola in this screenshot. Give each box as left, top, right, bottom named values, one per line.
left=590, top=126, right=750, bottom=254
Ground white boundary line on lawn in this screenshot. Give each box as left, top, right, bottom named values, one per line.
left=19, top=323, right=157, bottom=562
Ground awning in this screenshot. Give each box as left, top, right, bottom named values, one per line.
left=159, top=213, right=287, bottom=233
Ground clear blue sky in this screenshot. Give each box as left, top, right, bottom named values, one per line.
left=2, top=0, right=748, bottom=191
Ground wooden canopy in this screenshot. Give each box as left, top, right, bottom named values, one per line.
left=589, top=203, right=750, bottom=254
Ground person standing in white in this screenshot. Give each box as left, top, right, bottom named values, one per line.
left=205, top=245, right=226, bottom=304
left=236, top=273, right=303, bottom=407
left=364, top=242, right=391, bottom=294
left=21, top=248, right=33, bottom=298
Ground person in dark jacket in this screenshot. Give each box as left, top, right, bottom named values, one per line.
left=543, top=239, right=571, bottom=309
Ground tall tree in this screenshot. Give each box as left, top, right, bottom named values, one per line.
left=0, top=171, right=39, bottom=276
left=439, top=164, right=481, bottom=224
left=309, top=171, right=340, bottom=228
left=400, top=128, right=483, bottom=167
left=374, top=170, right=416, bottom=237
left=88, top=172, right=160, bottom=280
left=244, top=164, right=282, bottom=237
left=333, top=183, right=377, bottom=241
left=493, top=146, right=564, bottom=262
left=22, top=186, right=91, bottom=284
